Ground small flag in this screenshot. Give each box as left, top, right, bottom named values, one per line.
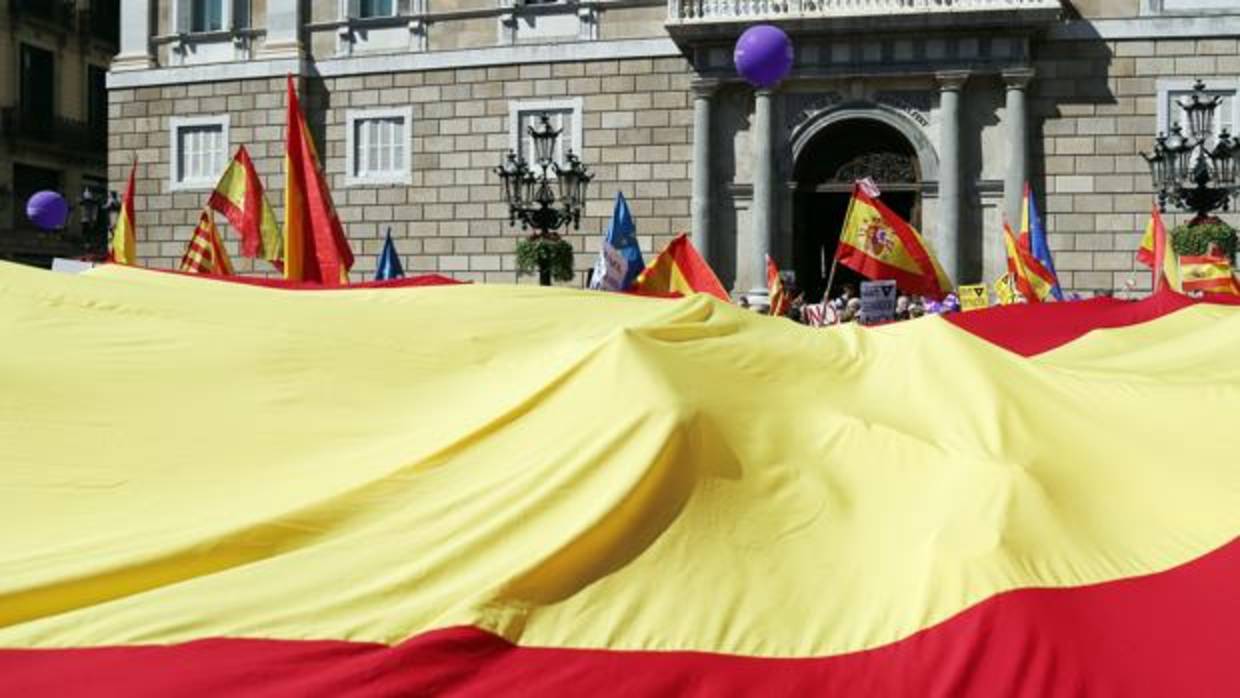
left=1179, top=254, right=1239, bottom=295
left=283, top=75, right=354, bottom=285
left=375, top=228, right=405, bottom=281
left=836, top=183, right=952, bottom=298
left=110, top=161, right=138, bottom=265
left=1136, top=215, right=1156, bottom=269
left=1003, top=220, right=1058, bottom=303
left=1018, top=184, right=1063, bottom=300
left=632, top=234, right=729, bottom=301
left=994, top=274, right=1018, bottom=305
left=589, top=192, right=644, bottom=292
left=208, top=145, right=282, bottom=266
left=766, top=255, right=790, bottom=316
left=1148, top=204, right=1182, bottom=293
left=178, top=208, right=235, bottom=276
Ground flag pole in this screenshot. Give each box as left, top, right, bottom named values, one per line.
left=823, top=184, right=858, bottom=303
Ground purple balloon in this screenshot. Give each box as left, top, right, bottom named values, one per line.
left=734, top=25, right=794, bottom=89
left=26, top=190, right=69, bottom=231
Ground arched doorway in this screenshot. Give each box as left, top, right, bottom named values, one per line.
left=792, top=118, right=922, bottom=303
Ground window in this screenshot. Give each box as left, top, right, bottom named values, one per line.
left=346, top=108, right=412, bottom=185
left=1145, top=0, right=1236, bottom=14
left=508, top=99, right=583, bottom=166
left=1156, top=79, right=1239, bottom=139
left=191, top=0, right=224, bottom=32
left=176, top=0, right=247, bottom=34
left=358, top=0, right=395, bottom=16
left=20, top=44, right=54, bottom=130
left=170, top=116, right=229, bottom=190
left=88, top=66, right=108, bottom=151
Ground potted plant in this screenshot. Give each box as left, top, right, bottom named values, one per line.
left=1171, top=216, right=1238, bottom=263
left=515, top=232, right=575, bottom=286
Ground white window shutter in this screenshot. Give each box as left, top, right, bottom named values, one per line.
left=176, top=0, right=193, bottom=34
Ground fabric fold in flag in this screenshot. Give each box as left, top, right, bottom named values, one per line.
left=631, top=233, right=728, bottom=301
left=282, top=75, right=353, bottom=285
left=835, top=183, right=952, bottom=298
left=208, top=145, right=282, bottom=266
left=178, top=208, right=234, bottom=276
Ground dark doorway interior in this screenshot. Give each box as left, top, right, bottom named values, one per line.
left=792, top=119, right=921, bottom=304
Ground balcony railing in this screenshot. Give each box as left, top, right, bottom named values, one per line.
left=668, top=0, right=1061, bottom=22
left=1, top=108, right=106, bottom=159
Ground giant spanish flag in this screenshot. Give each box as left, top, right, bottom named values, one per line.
left=2, top=260, right=1239, bottom=696
left=108, top=161, right=137, bottom=265
left=836, top=184, right=952, bottom=297
left=282, top=75, right=353, bottom=285
left=209, top=145, right=282, bottom=265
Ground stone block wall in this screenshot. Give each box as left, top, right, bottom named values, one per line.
left=1031, top=36, right=1240, bottom=295
left=109, top=57, right=694, bottom=283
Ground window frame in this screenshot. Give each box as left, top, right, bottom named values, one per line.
left=507, top=98, right=584, bottom=167
left=1144, top=0, right=1238, bottom=15
left=169, top=115, right=231, bottom=192
left=175, top=0, right=232, bottom=35
left=345, top=107, right=414, bottom=187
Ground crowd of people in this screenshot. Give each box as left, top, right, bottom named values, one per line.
left=767, top=282, right=966, bottom=327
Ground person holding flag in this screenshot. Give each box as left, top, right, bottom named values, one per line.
left=830, top=182, right=952, bottom=299
left=1018, top=184, right=1063, bottom=300
left=589, top=192, right=644, bottom=292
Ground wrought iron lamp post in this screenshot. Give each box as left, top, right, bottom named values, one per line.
left=1142, top=80, right=1240, bottom=220
left=494, top=113, right=593, bottom=285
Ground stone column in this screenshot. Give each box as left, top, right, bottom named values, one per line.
left=261, top=0, right=304, bottom=59
left=748, top=87, right=775, bottom=302
left=1003, top=68, right=1034, bottom=229
left=935, top=71, right=969, bottom=285
left=113, top=0, right=154, bottom=71
left=690, top=79, right=717, bottom=270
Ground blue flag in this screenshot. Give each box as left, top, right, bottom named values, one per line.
left=375, top=228, right=405, bottom=281
left=1020, top=185, right=1063, bottom=300
left=589, top=192, right=644, bottom=291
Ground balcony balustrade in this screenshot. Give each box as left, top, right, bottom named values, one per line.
left=668, top=0, right=1060, bottom=23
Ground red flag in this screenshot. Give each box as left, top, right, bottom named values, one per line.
left=208, top=146, right=282, bottom=265
left=766, top=255, right=790, bottom=316
left=632, top=234, right=729, bottom=301
left=835, top=184, right=952, bottom=298
left=109, top=162, right=137, bottom=265
left=283, top=75, right=353, bottom=285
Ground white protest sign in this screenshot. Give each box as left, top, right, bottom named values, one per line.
left=860, top=280, right=898, bottom=325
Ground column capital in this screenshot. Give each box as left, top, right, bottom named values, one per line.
left=935, top=71, right=971, bottom=91
left=754, top=87, right=778, bottom=98
left=690, top=78, right=721, bottom=97
left=1002, top=67, right=1036, bottom=89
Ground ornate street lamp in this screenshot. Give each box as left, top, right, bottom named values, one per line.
left=494, top=113, right=594, bottom=285
left=1142, top=80, right=1240, bottom=219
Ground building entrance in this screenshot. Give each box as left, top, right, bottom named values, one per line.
left=792, top=118, right=921, bottom=303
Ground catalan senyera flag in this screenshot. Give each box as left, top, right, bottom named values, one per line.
left=1017, top=183, right=1063, bottom=300
left=283, top=75, right=353, bottom=285
left=631, top=233, right=729, bottom=301
left=1179, top=254, right=1240, bottom=295
left=208, top=145, right=282, bottom=265
left=1003, top=220, right=1058, bottom=303
left=6, top=262, right=1240, bottom=698
left=109, top=161, right=138, bottom=265
left=836, top=184, right=952, bottom=298
left=178, top=208, right=235, bottom=276
left=766, top=254, right=790, bottom=316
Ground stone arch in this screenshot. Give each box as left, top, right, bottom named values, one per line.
left=790, top=102, right=939, bottom=186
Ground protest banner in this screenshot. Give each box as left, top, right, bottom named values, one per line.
left=860, top=280, right=898, bottom=324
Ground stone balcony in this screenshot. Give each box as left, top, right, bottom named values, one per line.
left=666, top=0, right=1062, bottom=39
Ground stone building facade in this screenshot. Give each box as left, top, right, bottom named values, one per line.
left=0, top=0, right=119, bottom=265
left=109, top=0, right=1240, bottom=296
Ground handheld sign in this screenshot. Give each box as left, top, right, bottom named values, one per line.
left=859, top=280, right=898, bottom=324
left=958, top=284, right=990, bottom=312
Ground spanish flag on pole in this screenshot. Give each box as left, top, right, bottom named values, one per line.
left=208, top=146, right=282, bottom=266
left=283, top=75, right=353, bottom=285
left=766, top=255, right=790, bottom=316
left=1148, top=204, right=1182, bottom=293
left=178, top=208, right=235, bottom=276
left=836, top=184, right=951, bottom=298
left=109, top=161, right=137, bottom=265
left=631, top=233, right=729, bottom=301
left=1003, top=220, right=1058, bottom=303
